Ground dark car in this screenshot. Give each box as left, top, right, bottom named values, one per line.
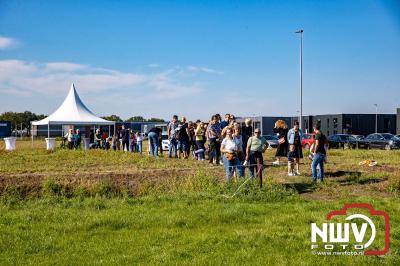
left=328, top=134, right=369, bottom=149
left=365, top=133, right=400, bottom=150
left=262, top=135, right=279, bottom=149
left=352, top=135, right=365, bottom=141
left=328, top=134, right=356, bottom=149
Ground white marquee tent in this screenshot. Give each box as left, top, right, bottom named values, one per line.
left=31, top=83, right=114, bottom=138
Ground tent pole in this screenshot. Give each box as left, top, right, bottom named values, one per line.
left=48, top=123, right=50, bottom=138
left=31, top=122, right=34, bottom=148
left=108, top=125, right=110, bottom=137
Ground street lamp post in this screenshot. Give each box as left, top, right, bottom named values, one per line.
left=374, top=104, right=378, bottom=133
left=295, top=29, right=304, bottom=130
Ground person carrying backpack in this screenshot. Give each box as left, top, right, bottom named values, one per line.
left=176, top=117, right=190, bottom=159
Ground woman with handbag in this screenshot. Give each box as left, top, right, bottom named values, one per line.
left=233, top=127, right=245, bottom=177
left=221, top=128, right=243, bottom=181
left=272, top=120, right=289, bottom=166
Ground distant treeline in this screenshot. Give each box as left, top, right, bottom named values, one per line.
left=0, top=111, right=46, bottom=130
left=0, top=111, right=165, bottom=130
left=100, top=115, right=165, bottom=123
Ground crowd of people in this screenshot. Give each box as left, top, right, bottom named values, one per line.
left=63, top=113, right=328, bottom=186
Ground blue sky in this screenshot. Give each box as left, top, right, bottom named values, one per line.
left=0, top=0, right=399, bottom=120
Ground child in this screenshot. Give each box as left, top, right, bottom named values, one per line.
left=136, top=132, right=143, bottom=154
left=287, top=144, right=295, bottom=176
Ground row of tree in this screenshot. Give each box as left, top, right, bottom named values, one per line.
left=0, top=111, right=46, bottom=130
left=0, top=111, right=165, bottom=130
left=100, top=115, right=165, bottom=122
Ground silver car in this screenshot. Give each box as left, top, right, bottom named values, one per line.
left=262, top=135, right=279, bottom=149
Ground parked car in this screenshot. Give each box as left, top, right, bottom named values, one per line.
left=301, top=133, right=315, bottom=150
left=161, top=133, right=169, bottom=151
left=365, top=133, right=400, bottom=150
left=352, top=135, right=365, bottom=141
left=262, top=135, right=279, bottom=149
left=327, top=134, right=369, bottom=149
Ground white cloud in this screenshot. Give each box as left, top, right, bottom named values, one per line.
left=0, top=36, right=18, bottom=50
left=0, top=59, right=212, bottom=118
left=147, top=63, right=161, bottom=68
left=187, top=65, right=223, bottom=74
left=0, top=59, right=204, bottom=96
left=45, top=62, right=88, bottom=72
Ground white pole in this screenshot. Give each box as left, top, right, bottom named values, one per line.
left=300, top=31, right=303, bottom=130
left=31, top=122, right=34, bottom=148
left=374, top=104, right=378, bottom=133
left=295, top=29, right=304, bottom=130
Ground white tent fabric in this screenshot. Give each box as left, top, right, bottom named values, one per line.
left=32, top=83, right=113, bottom=126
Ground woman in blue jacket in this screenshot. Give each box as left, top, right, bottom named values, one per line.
left=287, top=121, right=304, bottom=175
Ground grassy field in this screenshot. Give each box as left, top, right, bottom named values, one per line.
left=0, top=140, right=399, bottom=265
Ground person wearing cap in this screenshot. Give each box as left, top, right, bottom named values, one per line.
left=245, top=128, right=267, bottom=187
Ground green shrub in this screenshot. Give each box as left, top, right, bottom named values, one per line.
left=42, top=179, right=63, bottom=196
left=92, top=180, right=120, bottom=198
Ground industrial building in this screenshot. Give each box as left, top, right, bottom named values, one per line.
left=0, top=121, right=11, bottom=138
left=237, top=110, right=399, bottom=137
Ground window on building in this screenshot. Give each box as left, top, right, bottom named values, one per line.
left=384, top=118, right=391, bottom=132
left=344, top=117, right=352, bottom=128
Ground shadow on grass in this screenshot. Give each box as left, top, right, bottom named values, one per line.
left=281, top=170, right=388, bottom=195
left=325, top=171, right=387, bottom=186
left=325, top=171, right=361, bottom=178
left=282, top=182, right=316, bottom=194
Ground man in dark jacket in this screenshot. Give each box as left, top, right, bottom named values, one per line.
left=120, top=125, right=130, bottom=151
